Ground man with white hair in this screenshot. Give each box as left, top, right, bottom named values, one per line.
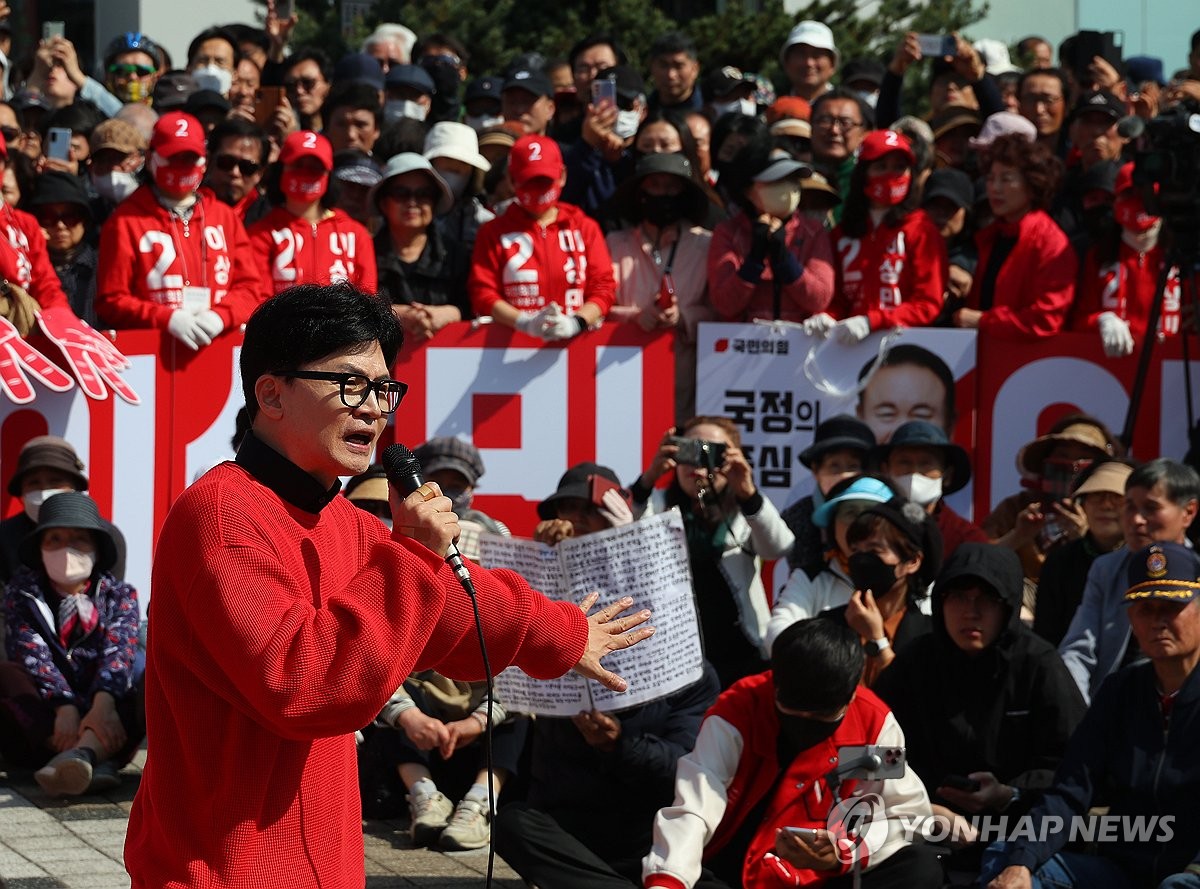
left=363, top=24, right=416, bottom=73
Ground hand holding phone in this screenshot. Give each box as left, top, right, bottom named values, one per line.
left=42, top=21, right=65, bottom=42
left=783, top=826, right=822, bottom=843
left=591, top=78, right=617, bottom=110
left=916, top=33, right=955, bottom=58
left=46, top=127, right=72, bottom=162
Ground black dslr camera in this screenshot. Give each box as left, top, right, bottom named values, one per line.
left=1134, top=100, right=1200, bottom=248
left=669, top=436, right=728, bottom=469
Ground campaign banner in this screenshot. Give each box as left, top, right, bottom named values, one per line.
left=695, top=323, right=978, bottom=518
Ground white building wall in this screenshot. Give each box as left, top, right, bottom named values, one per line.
left=95, top=0, right=259, bottom=70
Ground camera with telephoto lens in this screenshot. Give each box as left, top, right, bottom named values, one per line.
left=669, top=436, right=727, bottom=469
left=1134, top=100, right=1200, bottom=250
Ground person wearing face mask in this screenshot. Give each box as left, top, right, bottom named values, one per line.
left=705, top=67, right=760, bottom=120
left=423, top=121, right=494, bottom=259
left=87, top=119, right=146, bottom=220
left=412, top=437, right=510, bottom=559
left=708, top=144, right=836, bottom=322
left=101, top=32, right=164, bottom=108
left=807, top=130, right=946, bottom=344
left=1072, top=162, right=1180, bottom=358
left=470, top=134, right=615, bottom=340
left=0, top=436, right=127, bottom=588
left=0, top=492, right=143, bottom=798
left=607, top=152, right=713, bottom=420
left=95, top=111, right=264, bottom=349
left=561, top=65, right=648, bottom=222
left=768, top=474, right=900, bottom=652
left=248, top=130, right=376, bottom=299
left=383, top=64, right=435, bottom=127
left=873, top=420, right=987, bottom=560
left=643, top=617, right=941, bottom=889
left=185, top=26, right=239, bottom=98
left=819, top=496, right=943, bottom=687
left=632, top=416, right=794, bottom=688
left=462, top=75, right=504, bottom=134
left=874, top=544, right=1086, bottom=874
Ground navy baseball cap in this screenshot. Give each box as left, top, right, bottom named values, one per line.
left=333, top=52, right=385, bottom=91
left=386, top=63, right=435, bottom=95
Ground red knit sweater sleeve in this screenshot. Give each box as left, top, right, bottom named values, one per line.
left=780, top=219, right=835, bottom=319
left=707, top=216, right=757, bottom=320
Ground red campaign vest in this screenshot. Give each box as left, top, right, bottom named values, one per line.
left=1098, top=256, right=1181, bottom=338
left=837, top=228, right=908, bottom=314
left=251, top=208, right=372, bottom=295
left=131, top=206, right=236, bottom=309
left=496, top=225, right=589, bottom=312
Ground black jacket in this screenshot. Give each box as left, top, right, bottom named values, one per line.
left=374, top=223, right=471, bottom=319
left=1034, top=533, right=1115, bottom=646
left=51, top=243, right=99, bottom=328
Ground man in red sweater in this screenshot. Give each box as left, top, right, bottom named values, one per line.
left=124, top=282, right=652, bottom=889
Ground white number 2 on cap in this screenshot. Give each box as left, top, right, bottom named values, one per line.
left=528, top=142, right=542, bottom=161
left=176, top=118, right=189, bottom=137
left=303, top=132, right=317, bottom=148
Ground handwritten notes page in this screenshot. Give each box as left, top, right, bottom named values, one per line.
left=479, top=510, right=704, bottom=715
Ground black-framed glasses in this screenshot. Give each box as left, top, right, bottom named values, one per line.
left=278, top=371, right=408, bottom=413
left=214, top=154, right=261, bottom=176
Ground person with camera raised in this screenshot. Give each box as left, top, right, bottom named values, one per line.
left=630, top=416, right=794, bottom=688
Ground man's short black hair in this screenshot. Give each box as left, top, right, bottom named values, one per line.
left=648, top=31, right=697, bottom=62
left=413, top=32, right=469, bottom=65
left=241, top=283, right=402, bottom=421
left=187, top=27, right=241, bottom=68
left=568, top=34, right=626, bottom=68
left=1017, top=67, right=1070, bottom=102
left=40, top=100, right=104, bottom=140
left=286, top=48, right=333, bottom=83
left=207, top=117, right=270, bottom=166
left=223, top=23, right=269, bottom=54
left=771, top=618, right=864, bottom=713
left=321, top=83, right=382, bottom=128
left=1127, top=458, right=1200, bottom=507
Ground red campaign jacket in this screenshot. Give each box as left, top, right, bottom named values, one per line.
left=830, top=209, right=946, bottom=330
left=248, top=207, right=378, bottom=297
left=708, top=211, right=836, bottom=323
left=95, top=184, right=264, bottom=330
left=469, top=201, right=615, bottom=317
left=0, top=203, right=70, bottom=311
left=967, top=209, right=1076, bottom=340
left=1072, top=240, right=1181, bottom=340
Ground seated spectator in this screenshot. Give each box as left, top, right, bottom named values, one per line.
left=819, top=496, right=943, bottom=685
left=630, top=416, right=794, bottom=686
left=983, top=541, right=1200, bottom=889
left=0, top=436, right=127, bottom=586
left=922, top=167, right=977, bottom=304
left=423, top=121, right=494, bottom=257
left=248, top=130, right=376, bottom=298
left=88, top=118, right=147, bottom=216
left=204, top=117, right=271, bottom=224
left=954, top=133, right=1076, bottom=339
left=769, top=474, right=897, bottom=650
left=855, top=342, right=958, bottom=444
left=411, top=437, right=509, bottom=560
left=1072, top=162, right=1179, bottom=358
left=808, top=129, right=946, bottom=343
left=985, top=415, right=1117, bottom=594
left=1059, top=459, right=1199, bottom=704
left=780, top=20, right=839, bottom=103
left=872, top=420, right=986, bottom=558
left=0, top=493, right=143, bottom=797
left=708, top=147, right=835, bottom=322
left=469, top=134, right=615, bottom=340
left=95, top=112, right=263, bottom=348
left=370, top=152, right=468, bottom=341
left=645, top=31, right=702, bottom=114
left=102, top=32, right=164, bottom=107
left=606, top=152, right=713, bottom=420
left=642, top=618, right=941, bottom=889
left=31, top=172, right=100, bottom=326
left=875, top=544, right=1085, bottom=868
left=535, top=461, right=634, bottom=546
left=779, top=415, right=876, bottom=572
left=1034, top=460, right=1134, bottom=646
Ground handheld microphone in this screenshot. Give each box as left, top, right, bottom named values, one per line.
left=381, top=443, right=473, bottom=589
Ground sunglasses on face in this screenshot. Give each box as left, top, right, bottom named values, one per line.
left=36, top=209, right=85, bottom=228
left=385, top=186, right=438, bottom=204
left=285, top=76, right=321, bottom=92
left=0, top=126, right=18, bottom=142
left=214, top=154, right=261, bottom=176
left=108, top=63, right=156, bottom=78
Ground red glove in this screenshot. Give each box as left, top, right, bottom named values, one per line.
left=0, top=315, right=74, bottom=403
left=37, top=307, right=140, bottom=404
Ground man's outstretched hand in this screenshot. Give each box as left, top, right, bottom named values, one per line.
left=573, top=592, right=654, bottom=693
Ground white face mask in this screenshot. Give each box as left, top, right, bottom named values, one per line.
left=465, top=113, right=503, bottom=133
left=752, top=180, right=801, bottom=219
left=191, top=64, right=233, bottom=96
left=712, top=97, right=757, bottom=118
left=613, top=109, right=641, bottom=141
left=384, top=99, right=427, bottom=123
left=42, top=545, right=96, bottom=585
left=92, top=170, right=141, bottom=204
left=896, top=472, right=943, bottom=507
left=439, top=170, right=470, bottom=200
left=854, top=89, right=879, bottom=110
left=23, top=488, right=72, bottom=523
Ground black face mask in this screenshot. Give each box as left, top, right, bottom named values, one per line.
left=640, top=192, right=684, bottom=227
left=777, top=712, right=844, bottom=762
left=848, top=550, right=899, bottom=596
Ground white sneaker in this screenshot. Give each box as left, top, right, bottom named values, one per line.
left=35, top=748, right=93, bottom=797
left=439, top=797, right=490, bottom=851
left=407, top=788, right=453, bottom=846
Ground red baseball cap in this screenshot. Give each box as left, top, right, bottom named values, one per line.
left=280, top=130, right=334, bottom=171
left=151, top=112, right=207, bottom=159
left=508, top=135, right=563, bottom=186
left=858, top=129, right=915, bottom=165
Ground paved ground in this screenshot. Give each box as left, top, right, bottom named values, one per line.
left=0, top=750, right=525, bottom=888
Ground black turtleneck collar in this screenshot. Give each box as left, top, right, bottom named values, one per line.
left=235, top=430, right=341, bottom=514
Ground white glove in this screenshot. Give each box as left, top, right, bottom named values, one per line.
left=802, top=312, right=837, bottom=337
left=514, top=306, right=554, bottom=337
left=194, top=309, right=225, bottom=340
left=598, top=487, right=634, bottom=527
left=167, top=310, right=212, bottom=351
left=541, top=303, right=582, bottom=341
left=834, top=315, right=872, bottom=344
left=1097, top=311, right=1134, bottom=358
